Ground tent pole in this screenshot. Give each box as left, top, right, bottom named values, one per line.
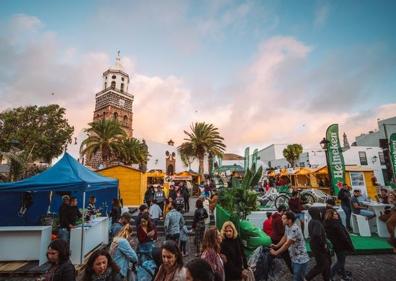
left=80, top=191, right=86, bottom=264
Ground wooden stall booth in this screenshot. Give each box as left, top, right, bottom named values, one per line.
left=97, top=165, right=147, bottom=206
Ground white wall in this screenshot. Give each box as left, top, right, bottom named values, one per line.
left=343, top=146, right=386, bottom=185
left=145, top=140, right=208, bottom=173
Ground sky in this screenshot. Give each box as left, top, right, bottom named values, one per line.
left=0, top=0, right=395, bottom=155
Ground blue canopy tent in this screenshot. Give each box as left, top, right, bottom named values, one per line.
left=0, top=152, right=118, bottom=263
left=0, top=152, right=119, bottom=226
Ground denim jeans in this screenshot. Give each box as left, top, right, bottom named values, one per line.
left=331, top=251, right=346, bottom=277
left=360, top=209, right=375, bottom=218
left=341, top=204, right=352, bottom=229
left=58, top=228, right=70, bottom=242
left=292, top=261, right=308, bottom=281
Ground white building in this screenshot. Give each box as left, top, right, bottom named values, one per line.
left=356, top=116, right=396, bottom=147
left=255, top=143, right=387, bottom=185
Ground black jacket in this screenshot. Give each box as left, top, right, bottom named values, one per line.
left=110, top=206, right=121, bottom=224
left=49, top=260, right=76, bottom=281
left=308, top=207, right=327, bottom=255
left=220, top=236, right=247, bottom=280
left=59, top=204, right=71, bottom=229
left=69, top=206, right=82, bottom=226
left=324, top=219, right=354, bottom=253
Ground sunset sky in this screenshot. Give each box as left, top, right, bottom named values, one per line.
left=1, top=0, right=395, bottom=154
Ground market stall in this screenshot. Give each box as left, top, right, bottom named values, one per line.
left=0, top=153, right=118, bottom=265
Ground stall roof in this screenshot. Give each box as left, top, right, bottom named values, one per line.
left=312, top=165, right=373, bottom=175
left=0, top=153, right=118, bottom=192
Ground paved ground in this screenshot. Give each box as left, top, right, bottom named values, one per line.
left=2, top=254, right=395, bottom=281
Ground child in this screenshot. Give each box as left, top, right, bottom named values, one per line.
left=180, top=225, right=192, bottom=256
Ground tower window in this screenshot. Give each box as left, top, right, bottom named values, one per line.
left=121, top=83, right=124, bottom=92
left=113, top=112, right=118, bottom=120
left=121, top=77, right=125, bottom=81
left=111, top=81, right=116, bottom=89
left=123, top=115, right=128, bottom=126
left=112, top=75, right=116, bottom=79
left=104, top=82, right=107, bottom=89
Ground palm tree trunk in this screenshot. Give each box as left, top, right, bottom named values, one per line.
left=199, top=157, right=204, bottom=180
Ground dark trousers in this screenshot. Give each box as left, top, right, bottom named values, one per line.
left=180, top=240, right=187, bottom=254
left=281, top=249, right=293, bottom=273
left=166, top=233, right=180, bottom=244
left=341, top=204, right=352, bottom=230
left=184, top=197, right=190, bottom=212
left=305, top=251, right=331, bottom=281
left=331, top=251, right=346, bottom=277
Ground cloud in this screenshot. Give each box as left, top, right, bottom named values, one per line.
left=1, top=14, right=395, bottom=158
left=314, top=2, right=330, bottom=28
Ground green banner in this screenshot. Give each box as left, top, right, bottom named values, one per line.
left=326, top=124, right=346, bottom=195
left=390, top=133, right=396, bottom=183
left=244, top=147, right=250, bottom=172
left=252, top=148, right=258, bottom=171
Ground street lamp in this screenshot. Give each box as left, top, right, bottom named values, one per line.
left=319, top=137, right=333, bottom=195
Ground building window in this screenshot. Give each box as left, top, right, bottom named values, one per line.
left=112, top=75, right=116, bottom=79
left=104, top=82, right=107, bottom=89
left=113, top=112, right=118, bottom=120
left=123, top=115, right=128, bottom=126
left=378, top=151, right=386, bottom=165
left=120, top=83, right=124, bottom=92
left=121, top=77, right=125, bottom=81
left=359, top=151, right=368, bottom=165
left=111, top=81, right=116, bottom=89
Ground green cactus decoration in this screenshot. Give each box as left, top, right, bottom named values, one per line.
left=218, top=165, right=263, bottom=220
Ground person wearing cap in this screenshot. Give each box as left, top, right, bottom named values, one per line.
left=58, top=195, right=72, bottom=242
left=111, top=212, right=132, bottom=238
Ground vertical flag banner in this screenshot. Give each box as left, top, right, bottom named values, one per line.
left=252, top=148, right=258, bottom=171
left=389, top=133, right=396, bottom=183
left=326, top=124, right=346, bottom=195
left=244, top=147, right=250, bottom=172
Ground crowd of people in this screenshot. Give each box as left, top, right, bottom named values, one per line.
left=41, top=180, right=395, bottom=281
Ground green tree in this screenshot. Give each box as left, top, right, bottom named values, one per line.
left=178, top=122, right=226, bottom=177
left=283, top=144, right=303, bottom=168
left=0, top=105, right=74, bottom=165
left=80, top=119, right=126, bottom=165
left=177, top=142, right=195, bottom=170
left=120, top=138, right=150, bottom=171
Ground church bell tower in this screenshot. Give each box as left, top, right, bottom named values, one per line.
left=93, top=52, right=134, bottom=137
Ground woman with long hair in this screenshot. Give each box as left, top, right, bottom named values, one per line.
left=201, top=227, right=225, bottom=281
left=193, top=199, right=208, bottom=256
left=324, top=208, right=354, bottom=281
left=42, top=239, right=76, bottom=281
left=185, top=258, right=220, bottom=281
left=83, top=249, right=122, bottom=281
left=137, top=212, right=157, bottom=263
left=220, top=221, right=248, bottom=281
left=110, top=224, right=138, bottom=279
left=154, top=240, right=186, bottom=281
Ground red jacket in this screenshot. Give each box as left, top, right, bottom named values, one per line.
left=263, top=217, right=273, bottom=236
left=270, top=212, right=285, bottom=243
left=137, top=225, right=157, bottom=243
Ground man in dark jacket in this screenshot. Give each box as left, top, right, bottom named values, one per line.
left=58, top=195, right=72, bottom=242
left=69, top=197, right=82, bottom=226
left=305, top=207, right=330, bottom=281
left=338, top=184, right=353, bottom=231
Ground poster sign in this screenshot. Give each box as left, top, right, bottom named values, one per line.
left=390, top=133, right=396, bottom=182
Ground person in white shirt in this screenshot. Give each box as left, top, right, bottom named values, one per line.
left=149, top=200, right=162, bottom=226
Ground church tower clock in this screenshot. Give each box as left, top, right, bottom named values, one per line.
left=93, top=52, right=134, bottom=137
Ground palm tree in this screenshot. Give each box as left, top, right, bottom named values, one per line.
left=178, top=142, right=195, bottom=170
left=178, top=122, right=226, bottom=178
left=120, top=138, right=150, bottom=170
left=80, top=119, right=126, bottom=166
left=283, top=144, right=303, bottom=168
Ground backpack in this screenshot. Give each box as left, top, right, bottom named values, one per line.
left=248, top=246, right=282, bottom=281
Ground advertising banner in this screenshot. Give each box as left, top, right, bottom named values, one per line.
left=326, top=124, right=346, bottom=195
left=244, top=147, right=250, bottom=172
left=389, top=133, right=396, bottom=183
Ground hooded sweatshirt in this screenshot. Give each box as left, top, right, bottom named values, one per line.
left=308, top=207, right=327, bottom=254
